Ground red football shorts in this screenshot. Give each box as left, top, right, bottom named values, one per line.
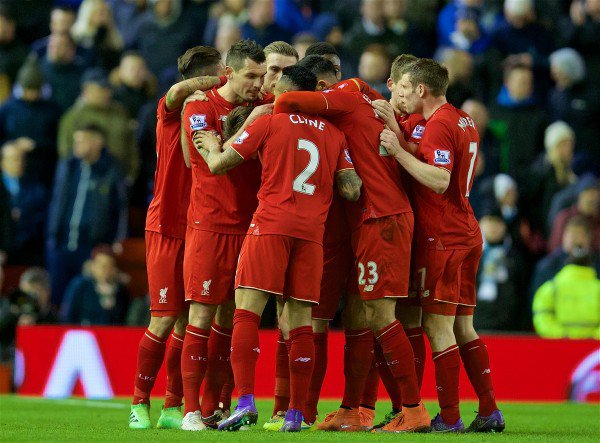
left=311, top=239, right=354, bottom=320
left=235, top=234, right=323, bottom=304
left=145, top=230, right=185, bottom=316
left=351, top=213, right=414, bottom=300
left=414, top=244, right=482, bottom=316
left=183, top=228, right=245, bottom=305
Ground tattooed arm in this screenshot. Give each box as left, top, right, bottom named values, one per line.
left=192, top=131, right=244, bottom=175
left=335, top=169, right=362, bottom=202
left=165, top=76, right=225, bottom=111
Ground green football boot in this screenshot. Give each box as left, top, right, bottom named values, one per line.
left=156, top=405, right=184, bottom=429
left=129, top=403, right=152, bottom=430
left=263, top=411, right=286, bottom=431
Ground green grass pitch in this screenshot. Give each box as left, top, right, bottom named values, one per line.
left=0, top=395, right=599, bottom=442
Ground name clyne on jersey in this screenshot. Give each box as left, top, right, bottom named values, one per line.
left=289, top=114, right=326, bottom=131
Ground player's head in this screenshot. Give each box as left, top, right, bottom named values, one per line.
left=388, top=54, right=418, bottom=114
left=223, top=106, right=254, bottom=140
left=177, top=46, right=224, bottom=79
left=273, top=65, right=317, bottom=99
left=263, top=41, right=299, bottom=94
left=298, top=55, right=337, bottom=91
left=304, top=42, right=341, bottom=80
left=225, top=39, right=267, bottom=102
left=398, top=58, right=449, bottom=114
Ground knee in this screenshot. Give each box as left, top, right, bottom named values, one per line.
left=148, top=315, right=178, bottom=338
left=188, top=302, right=217, bottom=329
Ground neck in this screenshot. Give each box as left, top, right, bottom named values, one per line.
left=218, top=83, right=245, bottom=104
left=422, top=96, right=448, bottom=120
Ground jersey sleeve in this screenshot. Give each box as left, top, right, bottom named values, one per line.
left=335, top=137, right=355, bottom=172
left=319, top=90, right=360, bottom=117
left=230, top=115, right=271, bottom=160
left=334, top=78, right=385, bottom=101
left=183, top=101, right=218, bottom=160
left=419, top=119, right=454, bottom=173
left=157, top=95, right=181, bottom=123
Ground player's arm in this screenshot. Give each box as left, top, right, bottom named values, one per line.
left=180, top=91, right=215, bottom=168
left=335, top=169, right=362, bottom=201
left=193, top=131, right=244, bottom=175
left=380, top=128, right=450, bottom=194
left=371, top=100, right=417, bottom=154
left=221, top=104, right=273, bottom=150
left=274, top=90, right=356, bottom=118
left=337, top=78, right=386, bottom=101
left=165, top=75, right=226, bottom=111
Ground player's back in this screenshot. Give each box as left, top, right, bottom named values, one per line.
left=250, top=112, right=347, bottom=244
left=415, top=103, right=481, bottom=250
left=145, top=95, right=191, bottom=239
left=320, top=90, right=412, bottom=225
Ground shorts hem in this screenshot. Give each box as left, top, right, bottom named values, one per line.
left=236, top=285, right=284, bottom=296
left=289, top=295, right=319, bottom=305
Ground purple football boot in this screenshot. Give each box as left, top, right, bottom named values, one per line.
left=280, top=409, right=303, bottom=432
left=217, top=395, right=258, bottom=431
left=466, top=410, right=505, bottom=433
left=430, top=414, right=465, bottom=432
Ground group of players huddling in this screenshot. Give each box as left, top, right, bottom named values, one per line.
left=128, top=38, right=506, bottom=434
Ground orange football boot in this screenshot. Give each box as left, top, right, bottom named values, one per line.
left=373, top=402, right=430, bottom=433
left=317, top=408, right=368, bottom=432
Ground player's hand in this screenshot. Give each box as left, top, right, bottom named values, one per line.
left=247, top=103, right=274, bottom=124
left=372, top=100, right=401, bottom=134
left=193, top=131, right=222, bottom=152
left=380, top=128, right=401, bottom=158
left=184, top=90, right=208, bottom=106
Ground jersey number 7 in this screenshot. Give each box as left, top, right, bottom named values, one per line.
left=293, top=139, right=320, bottom=195
left=465, top=142, right=477, bottom=198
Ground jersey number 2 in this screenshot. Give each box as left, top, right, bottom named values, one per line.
left=293, top=139, right=320, bottom=195
left=465, top=142, right=477, bottom=198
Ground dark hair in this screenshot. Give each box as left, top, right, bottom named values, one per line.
left=177, top=46, right=222, bottom=79
left=280, top=65, right=317, bottom=91
left=402, top=58, right=449, bottom=97
left=226, top=39, right=266, bottom=71
left=305, top=42, right=339, bottom=58
left=75, top=123, right=106, bottom=140
left=223, top=106, right=254, bottom=140
left=298, top=55, right=337, bottom=80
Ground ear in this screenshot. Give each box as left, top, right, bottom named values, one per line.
left=225, top=66, right=234, bottom=78
left=418, top=84, right=426, bottom=98
left=387, top=78, right=394, bottom=92
left=316, top=80, right=327, bottom=91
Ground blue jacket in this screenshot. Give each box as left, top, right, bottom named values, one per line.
left=47, top=149, right=128, bottom=251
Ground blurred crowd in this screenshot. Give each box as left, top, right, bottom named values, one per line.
left=0, top=0, right=598, bottom=356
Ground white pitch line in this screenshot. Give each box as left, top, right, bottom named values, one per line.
left=15, top=397, right=128, bottom=409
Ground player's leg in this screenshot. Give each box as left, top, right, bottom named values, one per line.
left=201, top=301, right=235, bottom=427
left=301, top=318, right=327, bottom=426
left=218, top=288, right=270, bottom=431
left=397, top=303, right=426, bottom=388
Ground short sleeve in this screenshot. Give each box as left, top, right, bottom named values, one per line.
left=183, top=101, right=217, bottom=136
left=419, top=120, right=454, bottom=173
left=157, top=95, right=180, bottom=123
left=335, top=137, right=354, bottom=172
left=230, top=115, right=271, bottom=160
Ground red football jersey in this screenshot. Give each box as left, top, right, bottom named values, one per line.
left=333, top=78, right=385, bottom=101
left=231, top=113, right=353, bottom=245
left=413, top=103, right=482, bottom=250
left=183, top=88, right=261, bottom=234
left=302, top=90, right=412, bottom=228
left=397, top=113, right=427, bottom=145
left=145, top=96, right=192, bottom=239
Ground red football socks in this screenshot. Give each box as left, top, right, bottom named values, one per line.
left=220, top=377, right=234, bottom=411
left=374, top=338, right=403, bottom=410
left=405, top=326, right=426, bottom=389
left=201, top=323, right=233, bottom=417
left=181, top=325, right=210, bottom=414
left=341, top=328, right=373, bottom=409
left=376, top=321, right=421, bottom=406
left=273, top=329, right=290, bottom=415
left=459, top=338, right=498, bottom=416
left=230, top=309, right=261, bottom=396
left=164, top=332, right=184, bottom=408
left=360, top=347, right=380, bottom=409
left=304, top=330, right=328, bottom=423
left=288, top=326, right=315, bottom=411
left=432, top=344, right=461, bottom=424
left=133, top=329, right=167, bottom=405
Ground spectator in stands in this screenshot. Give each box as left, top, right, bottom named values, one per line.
left=548, top=48, right=600, bottom=168
left=240, top=0, right=293, bottom=47
left=60, top=245, right=128, bottom=325
left=136, top=0, right=198, bottom=77
left=385, top=0, right=430, bottom=57
left=214, top=20, right=242, bottom=64
left=358, top=44, right=391, bottom=99
left=524, top=121, right=578, bottom=237
left=560, top=0, right=600, bottom=75
left=530, top=215, right=600, bottom=296
left=110, top=51, right=155, bottom=118
left=0, top=59, right=61, bottom=186
left=548, top=181, right=600, bottom=253
left=462, top=99, right=500, bottom=179
left=438, top=47, right=475, bottom=108
left=533, top=243, right=600, bottom=339
left=292, top=32, right=318, bottom=59
left=345, top=0, right=405, bottom=63
left=490, top=63, right=546, bottom=183
left=71, top=0, right=125, bottom=70
left=0, top=6, right=28, bottom=101
left=0, top=142, right=46, bottom=265
left=107, top=0, right=149, bottom=49
left=30, top=6, right=77, bottom=58
left=311, top=13, right=343, bottom=48
left=202, top=0, right=247, bottom=46
left=58, top=67, right=138, bottom=182
left=475, top=208, right=527, bottom=331
left=47, top=124, right=128, bottom=305
left=40, top=33, right=86, bottom=112
left=12, top=268, right=58, bottom=325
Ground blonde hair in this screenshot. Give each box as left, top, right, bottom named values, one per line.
left=264, top=41, right=299, bottom=60
left=71, top=0, right=124, bottom=51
